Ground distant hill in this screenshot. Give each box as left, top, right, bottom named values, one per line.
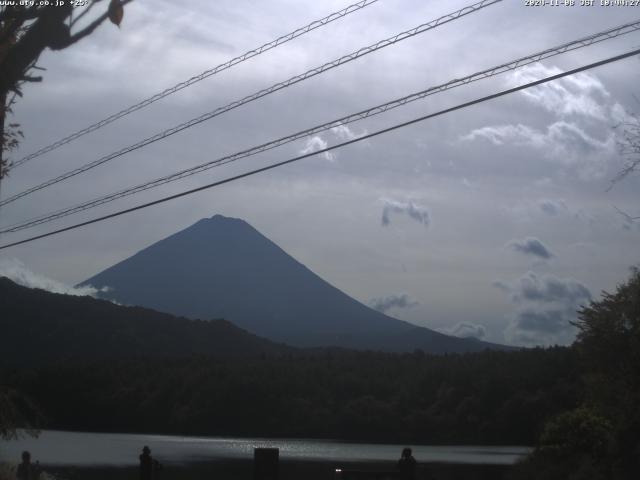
left=0, top=277, right=292, bottom=367
left=80, top=215, right=511, bottom=354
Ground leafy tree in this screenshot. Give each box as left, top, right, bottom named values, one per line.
left=513, top=268, right=640, bottom=480
left=0, top=387, right=42, bottom=440
left=538, top=408, right=612, bottom=461
left=0, top=0, right=131, bottom=178
left=612, top=115, right=640, bottom=186
left=511, top=408, right=613, bottom=480
left=573, top=267, right=640, bottom=478
left=574, top=268, right=640, bottom=392
left=610, top=111, right=639, bottom=223
left=1, top=0, right=132, bottom=426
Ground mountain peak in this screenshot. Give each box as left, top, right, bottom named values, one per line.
left=189, top=214, right=247, bottom=229
left=208, top=214, right=244, bottom=223
left=81, top=217, right=512, bottom=353
left=176, top=215, right=256, bottom=242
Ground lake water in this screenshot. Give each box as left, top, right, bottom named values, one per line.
left=0, top=431, right=530, bottom=467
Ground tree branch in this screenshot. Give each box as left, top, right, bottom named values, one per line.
left=0, top=6, right=41, bottom=23
left=21, top=75, right=42, bottom=83
left=0, top=11, right=27, bottom=44
left=63, top=0, right=133, bottom=47
left=0, top=5, right=72, bottom=95
left=69, top=0, right=100, bottom=28
left=608, top=114, right=640, bottom=190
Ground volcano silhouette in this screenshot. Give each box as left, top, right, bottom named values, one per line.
left=81, top=215, right=510, bottom=353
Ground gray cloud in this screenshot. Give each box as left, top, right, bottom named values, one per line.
left=460, top=62, right=628, bottom=181
left=0, top=258, right=108, bottom=297
left=507, top=306, right=578, bottom=347
left=623, top=220, right=640, bottom=231
left=297, top=124, right=365, bottom=162
left=507, top=237, right=554, bottom=260
left=515, top=308, right=567, bottom=334
left=621, top=219, right=640, bottom=232
left=492, top=280, right=511, bottom=293
left=369, top=293, right=419, bottom=314
left=538, top=199, right=568, bottom=216
left=1, top=0, right=638, bottom=350
left=505, top=63, right=612, bottom=121
left=513, top=271, right=592, bottom=305
left=299, top=136, right=335, bottom=162
left=616, top=207, right=640, bottom=232
left=330, top=124, right=364, bottom=141
left=496, top=271, right=592, bottom=346
left=439, top=321, right=486, bottom=340
left=461, top=121, right=615, bottom=179
left=381, top=199, right=430, bottom=228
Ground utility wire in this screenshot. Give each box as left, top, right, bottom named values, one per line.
left=1, top=47, right=638, bottom=251
left=2, top=18, right=639, bottom=235
left=10, top=0, right=380, bottom=170
left=0, top=0, right=502, bottom=208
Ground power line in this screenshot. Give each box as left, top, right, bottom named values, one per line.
left=0, top=0, right=502, bottom=208
left=3, top=18, right=639, bottom=235
left=1, top=47, right=638, bottom=251
left=9, top=0, right=380, bottom=170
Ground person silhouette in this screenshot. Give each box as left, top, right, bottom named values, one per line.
left=140, top=446, right=153, bottom=480
left=139, top=446, right=161, bottom=480
left=16, top=451, right=39, bottom=480
left=397, top=447, right=417, bottom=480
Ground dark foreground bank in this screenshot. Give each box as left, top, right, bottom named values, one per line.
left=42, top=459, right=512, bottom=480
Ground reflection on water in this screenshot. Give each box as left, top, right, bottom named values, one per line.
left=0, top=430, right=531, bottom=466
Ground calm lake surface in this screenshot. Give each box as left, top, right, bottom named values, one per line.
left=0, top=431, right=530, bottom=466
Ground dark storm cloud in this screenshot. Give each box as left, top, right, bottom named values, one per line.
left=381, top=200, right=430, bottom=228
left=514, top=271, right=591, bottom=305
left=538, top=199, right=567, bottom=216
left=492, top=280, right=510, bottom=293
left=507, top=237, right=554, bottom=260
left=439, top=321, right=487, bottom=340
left=369, top=293, right=418, bottom=314
left=514, top=308, right=567, bottom=334
left=497, top=271, right=592, bottom=346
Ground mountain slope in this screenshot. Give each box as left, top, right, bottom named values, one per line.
left=81, top=215, right=510, bottom=353
left=0, top=277, right=292, bottom=367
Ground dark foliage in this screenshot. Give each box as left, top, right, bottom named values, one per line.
left=0, top=1, right=132, bottom=178
left=573, top=267, right=640, bottom=479
left=0, top=277, right=583, bottom=445
left=512, top=268, right=640, bottom=480
left=0, top=277, right=293, bottom=367
left=1, top=347, right=582, bottom=445
left=0, top=386, right=42, bottom=440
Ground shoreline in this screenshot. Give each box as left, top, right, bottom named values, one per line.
left=43, top=459, right=514, bottom=480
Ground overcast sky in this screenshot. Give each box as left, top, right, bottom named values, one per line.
left=1, top=0, right=639, bottom=347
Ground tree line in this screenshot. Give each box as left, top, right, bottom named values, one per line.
left=1, top=346, right=582, bottom=446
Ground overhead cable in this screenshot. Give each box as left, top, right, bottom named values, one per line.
left=1, top=46, right=638, bottom=250
left=10, top=0, right=380, bottom=169
left=3, top=18, right=639, bottom=235
left=0, top=0, right=502, bottom=208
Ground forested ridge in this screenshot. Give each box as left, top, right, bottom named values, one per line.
left=1, top=347, right=581, bottom=445
left=2, top=266, right=639, bottom=480
left=0, top=276, right=582, bottom=445
left=0, top=277, right=292, bottom=366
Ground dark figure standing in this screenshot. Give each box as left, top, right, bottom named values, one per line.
left=16, top=451, right=39, bottom=480
left=139, top=446, right=161, bottom=480
left=397, top=447, right=417, bottom=480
